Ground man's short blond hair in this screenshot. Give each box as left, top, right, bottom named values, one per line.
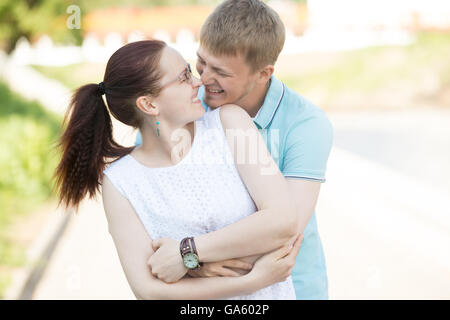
left=200, top=0, right=285, bottom=72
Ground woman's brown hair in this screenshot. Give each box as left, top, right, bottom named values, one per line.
left=54, top=40, right=166, bottom=211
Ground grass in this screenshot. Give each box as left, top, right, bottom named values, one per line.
left=31, top=62, right=105, bottom=91
left=31, top=31, right=450, bottom=110
left=0, top=80, right=62, bottom=298
left=277, top=31, right=450, bottom=108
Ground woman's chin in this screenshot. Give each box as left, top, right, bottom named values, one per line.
left=192, top=105, right=205, bottom=119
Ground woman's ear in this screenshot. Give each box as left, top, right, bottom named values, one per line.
left=136, top=96, right=159, bottom=116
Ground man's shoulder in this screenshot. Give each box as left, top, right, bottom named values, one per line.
left=279, top=83, right=331, bottom=129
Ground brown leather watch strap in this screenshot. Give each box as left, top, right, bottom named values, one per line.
left=180, top=237, right=191, bottom=255
left=180, top=237, right=202, bottom=270
left=190, top=237, right=198, bottom=256
left=189, top=238, right=203, bottom=267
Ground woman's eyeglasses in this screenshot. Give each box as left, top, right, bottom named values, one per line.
left=160, top=64, right=193, bottom=90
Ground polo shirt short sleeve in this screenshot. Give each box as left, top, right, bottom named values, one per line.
left=282, top=110, right=334, bottom=182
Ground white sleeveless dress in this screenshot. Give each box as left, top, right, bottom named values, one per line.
left=103, top=108, right=296, bottom=300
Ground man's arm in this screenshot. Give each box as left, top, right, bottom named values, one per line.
left=286, top=178, right=321, bottom=234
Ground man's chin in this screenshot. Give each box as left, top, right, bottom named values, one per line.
left=204, top=96, right=225, bottom=109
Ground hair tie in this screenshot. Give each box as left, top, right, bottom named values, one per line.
left=98, top=82, right=106, bottom=96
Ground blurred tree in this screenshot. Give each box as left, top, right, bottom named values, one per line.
left=0, top=0, right=224, bottom=52
left=0, top=0, right=82, bottom=53
left=78, top=0, right=221, bottom=11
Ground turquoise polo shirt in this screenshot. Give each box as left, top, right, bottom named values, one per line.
left=135, top=76, right=333, bottom=299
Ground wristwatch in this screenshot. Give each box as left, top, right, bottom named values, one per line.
left=180, top=237, right=202, bottom=270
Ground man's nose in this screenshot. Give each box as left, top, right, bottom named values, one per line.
left=200, top=68, right=213, bottom=86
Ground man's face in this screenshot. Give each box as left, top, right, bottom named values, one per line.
left=196, top=46, right=259, bottom=109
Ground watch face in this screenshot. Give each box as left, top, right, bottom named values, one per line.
left=183, top=253, right=199, bottom=269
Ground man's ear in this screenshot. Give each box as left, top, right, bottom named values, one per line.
left=136, top=95, right=159, bottom=116
left=257, top=65, right=274, bottom=84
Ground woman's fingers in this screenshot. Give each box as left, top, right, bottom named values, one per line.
left=277, top=234, right=304, bottom=260
left=221, top=259, right=253, bottom=270
left=286, top=234, right=304, bottom=259
left=276, top=243, right=293, bottom=260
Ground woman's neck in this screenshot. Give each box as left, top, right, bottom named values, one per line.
left=134, top=120, right=195, bottom=167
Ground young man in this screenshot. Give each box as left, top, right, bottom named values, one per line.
left=137, top=0, right=333, bottom=299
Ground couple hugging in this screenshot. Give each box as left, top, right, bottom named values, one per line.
left=54, top=0, right=333, bottom=300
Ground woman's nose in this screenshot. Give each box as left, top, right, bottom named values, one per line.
left=191, top=75, right=202, bottom=88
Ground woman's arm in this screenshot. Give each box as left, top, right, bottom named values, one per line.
left=193, top=105, right=299, bottom=262
left=102, top=175, right=264, bottom=299
left=148, top=105, right=300, bottom=281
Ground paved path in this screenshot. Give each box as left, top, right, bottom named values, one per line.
left=0, top=51, right=71, bottom=115
left=317, top=148, right=450, bottom=299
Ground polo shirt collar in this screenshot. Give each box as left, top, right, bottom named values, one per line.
left=253, top=76, right=285, bottom=129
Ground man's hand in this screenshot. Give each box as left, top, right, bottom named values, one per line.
left=147, top=237, right=187, bottom=283
left=187, top=259, right=253, bottom=278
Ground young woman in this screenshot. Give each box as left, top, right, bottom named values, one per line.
left=54, top=40, right=303, bottom=300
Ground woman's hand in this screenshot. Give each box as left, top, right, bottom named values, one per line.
left=147, top=237, right=187, bottom=283
left=187, top=259, right=253, bottom=278
left=247, top=234, right=304, bottom=289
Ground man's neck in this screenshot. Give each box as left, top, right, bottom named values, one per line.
left=236, top=78, right=271, bottom=118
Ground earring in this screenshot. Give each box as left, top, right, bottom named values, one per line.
left=156, top=120, right=160, bottom=137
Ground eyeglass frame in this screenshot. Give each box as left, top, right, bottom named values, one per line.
left=159, top=63, right=194, bottom=90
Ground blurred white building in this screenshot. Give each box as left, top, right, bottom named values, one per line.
left=294, top=0, right=450, bottom=52
left=307, top=0, right=450, bottom=31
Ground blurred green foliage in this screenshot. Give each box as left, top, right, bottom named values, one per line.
left=78, top=0, right=221, bottom=11
left=0, top=80, right=62, bottom=297
left=0, top=0, right=83, bottom=52
left=0, top=0, right=225, bottom=52
left=0, top=81, right=61, bottom=224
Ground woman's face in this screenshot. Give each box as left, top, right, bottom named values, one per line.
left=153, top=46, right=204, bottom=126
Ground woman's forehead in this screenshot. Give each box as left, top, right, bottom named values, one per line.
left=160, top=46, right=187, bottom=76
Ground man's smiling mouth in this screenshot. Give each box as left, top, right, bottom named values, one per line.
left=206, top=88, right=224, bottom=94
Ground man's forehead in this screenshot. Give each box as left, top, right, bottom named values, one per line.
left=197, top=46, right=247, bottom=71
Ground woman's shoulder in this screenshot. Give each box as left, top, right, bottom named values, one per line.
left=103, top=154, right=133, bottom=177
left=198, top=107, right=221, bottom=129
left=217, top=104, right=253, bottom=131
left=102, top=154, right=135, bottom=200
left=219, top=104, right=249, bottom=118
left=199, top=105, right=252, bottom=133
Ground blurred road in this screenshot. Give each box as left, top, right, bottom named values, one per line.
left=31, top=108, right=450, bottom=299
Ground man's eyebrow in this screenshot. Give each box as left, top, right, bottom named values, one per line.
left=197, top=52, right=232, bottom=75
